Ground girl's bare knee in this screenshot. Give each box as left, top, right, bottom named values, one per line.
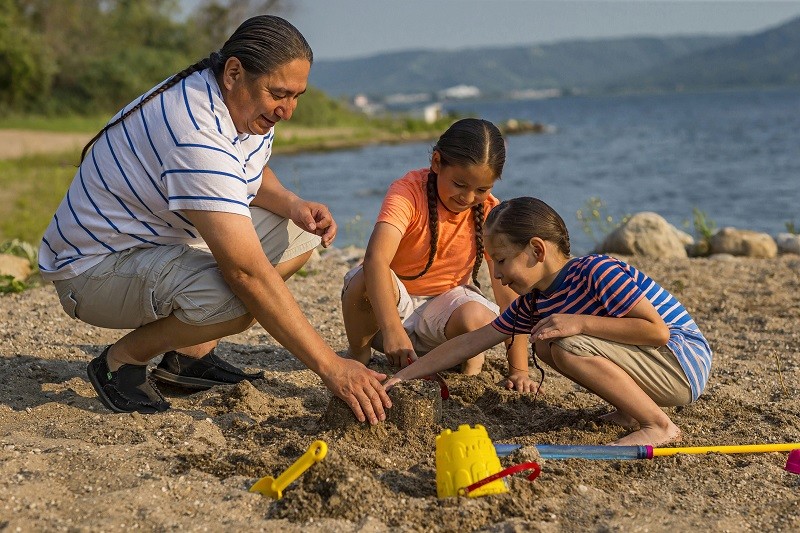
left=447, top=301, right=495, bottom=337
left=342, top=270, right=373, bottom=312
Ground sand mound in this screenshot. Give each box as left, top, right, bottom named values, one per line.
left=1, top=253, right=799, bottom=531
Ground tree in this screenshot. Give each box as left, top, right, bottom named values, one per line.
left=187, top=0, right=293, bottom=55
left=0, top=0, right=55, bottom=112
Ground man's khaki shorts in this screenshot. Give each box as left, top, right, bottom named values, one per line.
left=343, top=264, right=500, bottom=354
left=53, top=207, right=320, bottom=329
left=552, top=334, right=692, bottom=407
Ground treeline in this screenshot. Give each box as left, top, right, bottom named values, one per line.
left=0, top=0, right=356, bottom=124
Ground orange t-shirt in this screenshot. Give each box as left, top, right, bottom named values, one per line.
left=376, top=168, right=499, bottom=296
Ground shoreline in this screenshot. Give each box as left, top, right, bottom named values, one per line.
left=0, top=120, right=549, bottom=160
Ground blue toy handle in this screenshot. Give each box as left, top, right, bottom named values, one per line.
left=495, top=444, right=649, bottom=460
left=494, top=444, right=523, bottom=457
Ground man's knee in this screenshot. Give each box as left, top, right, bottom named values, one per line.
left=276, top=249, right=314, bottom=280
left=230, top=312, right=256, bottom=334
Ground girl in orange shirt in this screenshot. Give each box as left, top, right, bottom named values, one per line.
left=341, top=118, right=531, bottom=387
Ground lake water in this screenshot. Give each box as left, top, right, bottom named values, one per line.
left=270, top=87, right=800, bottom=254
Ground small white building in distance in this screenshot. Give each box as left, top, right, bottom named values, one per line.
left=437, top=85, right=481, bottom=100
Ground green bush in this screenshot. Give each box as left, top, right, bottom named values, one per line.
left=575, top=197, right=630, bottom=245
left=291, top=87, right=370, bottom=127
left=0, top=0, right=55, bottom=113
left=692, top=208, right=717, bottom=254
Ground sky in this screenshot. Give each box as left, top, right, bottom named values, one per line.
left=287, top=0, right=800, bottom=60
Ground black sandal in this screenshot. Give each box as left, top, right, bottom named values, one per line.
left=86, top=346, right=171, bottom=414
left=151, top=349, right=264, bottom=390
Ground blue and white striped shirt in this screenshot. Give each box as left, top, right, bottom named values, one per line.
left=39, top=68, right=273, bottom=280
left=492, top=255, right=713, bottom=400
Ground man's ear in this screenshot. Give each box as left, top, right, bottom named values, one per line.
left=221, top=57, right=244, bottom=90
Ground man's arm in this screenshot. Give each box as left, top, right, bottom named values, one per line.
left=183, top=208, right=390, bottom=423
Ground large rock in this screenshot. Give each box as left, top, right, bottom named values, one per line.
left=0, top=254, right=31, bottom=281
left=710, top=227, right=778, bottom=258
left=776, top=233, right=800, bottom=255
left=598, top=212, right=688, bottom=258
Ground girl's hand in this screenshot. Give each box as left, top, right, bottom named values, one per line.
left=383, top=329, right=417, bottom=368
left=505, top=371, right=540, bottom=393
left=530, top=313, right=585, bottom=341
left=383, top=375, right=402, bottom=391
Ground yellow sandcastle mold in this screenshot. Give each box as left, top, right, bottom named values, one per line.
left=435, top=424, right=508, bottom=498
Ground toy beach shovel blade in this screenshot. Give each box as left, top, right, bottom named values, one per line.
left=249, top=440, right=328, bottom=499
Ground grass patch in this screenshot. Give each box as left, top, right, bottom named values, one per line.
left=0, top=151, right=78, bottom=243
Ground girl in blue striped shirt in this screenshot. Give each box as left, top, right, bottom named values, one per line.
left=386, top=197, right=712, bottom=446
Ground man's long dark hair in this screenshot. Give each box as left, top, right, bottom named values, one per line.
left=79, top=15, right=312, bottom=163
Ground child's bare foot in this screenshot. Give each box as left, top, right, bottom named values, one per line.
left=343, top=348, right=372, bottom=366
left=610, top=424, right=682, bottom=447
left=598, top=410, right=640, bottom=430
left=460, top=354, right=485, bottom=376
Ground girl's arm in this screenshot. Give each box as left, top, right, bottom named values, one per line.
left=362, top=222, right=416, bottom=367
left=488, top=263, right=535, bottom=392
left=532, top=297, right=670, bottom=346
left=384, top=324, right=510, bottom=389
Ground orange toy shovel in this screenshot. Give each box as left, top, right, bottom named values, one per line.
left=249, top=440, right=328, bottom=499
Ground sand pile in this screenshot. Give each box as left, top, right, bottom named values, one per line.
left=1, top=251, right=799, bottom=531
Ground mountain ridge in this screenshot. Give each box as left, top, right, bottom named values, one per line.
left=308, top=15, right=800, bottom=99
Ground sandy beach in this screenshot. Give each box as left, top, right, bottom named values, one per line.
left=1, top=249, right=799, bottom=531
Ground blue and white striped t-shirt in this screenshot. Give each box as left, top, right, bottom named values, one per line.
left=39, top=68, right=273, bottom=280
left=492, top=255, right=713, bottom=401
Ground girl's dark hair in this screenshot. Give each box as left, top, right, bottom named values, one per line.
left=489, top=196, right=570, bottom=404
left=485, top=197, right=571, bottom=257
left=79, top=15, right=313, bottom=162
left=397, top=118, right=506, bottom=288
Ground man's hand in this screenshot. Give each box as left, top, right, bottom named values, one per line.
left=320, top=357, right=392, bottom=424
left=289, top=199, right=337, bottom=247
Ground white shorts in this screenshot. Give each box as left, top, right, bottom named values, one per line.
left=53, top=207, right=321, bottom=329
left=343, top=264, right=500, bottom=354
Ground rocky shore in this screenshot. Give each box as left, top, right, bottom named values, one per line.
left=1, top=248, right=799, bottom=531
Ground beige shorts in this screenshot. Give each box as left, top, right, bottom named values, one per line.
left=343, top=264, right=500, bottom=354
left=53, top=207, right=321, bottom=329
left=552, top=334, right=692, bottom=407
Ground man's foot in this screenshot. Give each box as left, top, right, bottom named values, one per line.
left=599, top=409, right=640, bottom=430
left=86, top=347, right=170, bottom=414
left=610, top=424, right=683, bottom=447
left=151, top=350, right=264, bottom=390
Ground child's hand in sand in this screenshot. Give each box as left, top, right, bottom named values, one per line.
left=505, top=371, right=541, bottom=393
left=383, top=375, right=402, bottom=391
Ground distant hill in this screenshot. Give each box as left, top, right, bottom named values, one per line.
left=610, top=16, right=800, bottom=91
left=310, top=15, right=800, bottom=99
left=309, top=36, right=732, bottom=99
